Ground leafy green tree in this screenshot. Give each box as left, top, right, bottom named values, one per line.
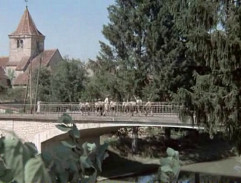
left=172, top=0, right=241, bottom=152
left=32, top=67, right=52, bottom=102
left=96, top=0, right=193, bottom=101
left=51, top=58, right=87, bottom=102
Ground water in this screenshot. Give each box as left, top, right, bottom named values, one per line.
left=99, top=174, right=156, bottom=183
left=137, top=174, right=156, bottom=183
left=100, top=157, right=241, bottom=183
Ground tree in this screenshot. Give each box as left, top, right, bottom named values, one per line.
left=172, top=0, right=241, bottom=152
left=83, top=57, right=120, bottom=101
left=51, top=58, right=87, bottom=102
left=97, top=0, right=193, bottom=101
left=32, top=67, right=52, bottom=102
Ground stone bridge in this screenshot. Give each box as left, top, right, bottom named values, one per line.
left=0, top=103, right=200, bottom=152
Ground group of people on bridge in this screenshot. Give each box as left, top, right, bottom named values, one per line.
left=79, top=96, right=153, bottom=116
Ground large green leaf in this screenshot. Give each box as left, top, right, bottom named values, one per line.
left=82, top=142, right=90, bottom=156
left=96, top=143, right=108, bottom=172
left=24, top=142, right=38, bottom=156
left=158, top=147, right=180, bottom=183
left=56, top=124, right=72, bottom=132
left=87, top=143, right=96, bottom=152
left=159, top=171, right=170, bottom=183
left=166, top=147, right=176, bottom=157
left=61, top=141, right=76, bottom=148
left=3, top=136, right=35, bottom=183
left=24, top=156, right=51, bottom=183
left=161, top=165, right=173, bottom=173
left=57, top=113, right=73, bottom=124
left=0, top=159, right=13, bottom=183
left=160, top=156, right=172, bottom=165
left=69, top=124, right=80, bottom=139
left=80, top=155, right=94, bottom=169
left=54, top=158, right=69, bottom=183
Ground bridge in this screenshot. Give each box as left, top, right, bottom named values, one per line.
left=0, top=102, right=199, bottom=152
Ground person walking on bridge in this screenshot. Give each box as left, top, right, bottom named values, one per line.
left=103, top=96, right=109, bottom=116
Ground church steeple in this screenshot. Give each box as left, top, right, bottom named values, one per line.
left=8, top=7, right=45, bottom=63
left=10, top=7, right=44, bottom=37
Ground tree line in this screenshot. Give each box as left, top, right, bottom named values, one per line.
left=95, top=0, right=241, bottom=152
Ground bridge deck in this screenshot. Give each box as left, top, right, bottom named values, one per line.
left=0, top=113, right=201, bottom=129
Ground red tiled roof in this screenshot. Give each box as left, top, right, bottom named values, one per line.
left=10, top=7, right=44, bottom=37
left=0, top=57, right=9, bottom=67
left=6, top=62, right=18, bottom=66
left=13, top=49, right=58, bottom=86
left=31, top=49, right=57, bottom=70
left=13, top=73, right=28, bottom=86
left=16, top=56, right=31, bottom=71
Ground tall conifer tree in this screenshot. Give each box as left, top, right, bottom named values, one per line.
left=97, top=0, right=192, bottom=101
left=173, top=0, right=241, bottom=151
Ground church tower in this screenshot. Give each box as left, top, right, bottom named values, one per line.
left=1, top=7, right=62, bottom=87
left=8, top=7, right=45, bottom=64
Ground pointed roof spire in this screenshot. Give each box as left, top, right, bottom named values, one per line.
left=10, top=7, right=44, bottom=37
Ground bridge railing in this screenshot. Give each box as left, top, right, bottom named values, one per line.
left=0, top=102, right=182, bottom=117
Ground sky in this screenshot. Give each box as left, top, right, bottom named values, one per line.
left=0, top=0, right=115, bottom=61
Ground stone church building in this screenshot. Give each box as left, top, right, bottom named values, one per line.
left=0, top=7, right=62, bottom=87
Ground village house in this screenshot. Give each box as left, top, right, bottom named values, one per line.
left=0, top=7, right=62, bottom=88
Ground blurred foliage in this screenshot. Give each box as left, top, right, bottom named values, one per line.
left=0, top=88, right=26, bottom=102
left=0, top=113, right=108, bottom=183
left=157, top=148, right=180, bottom=183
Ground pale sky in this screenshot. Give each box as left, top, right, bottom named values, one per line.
left=0, top=0, right=115, bottom=61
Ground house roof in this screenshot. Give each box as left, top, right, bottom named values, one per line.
left=31, top=49, right=58, bottom=69
left=13, top=72, right=29, bottom=86
left=10, top=7, right=44, bottom=37
left=6, top=61, right=19, bottom=67
left=16, top=56, right=31, bottom=71
left=0, top=57, right=9, bottom=67
left=13, top=49, right=59, bottom=85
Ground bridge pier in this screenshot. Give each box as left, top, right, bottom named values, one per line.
left=164, top=128, right=171, bottom=139
left=132, top=127, right=138, bottom=154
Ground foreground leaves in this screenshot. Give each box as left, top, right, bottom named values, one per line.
left=24, top=156, right=51, bottom=183
left=0, top=136, right=50, bottom=183
left=158, top=147, right=180, bottom=183
left=0, top=113, right=109, bottom=183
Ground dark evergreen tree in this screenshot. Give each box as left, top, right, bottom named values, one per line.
left=97, top=0, right=193, bottom=101
left=32, top=67, right=51, bottom=102
left=172, top=0, right=241, bottom=152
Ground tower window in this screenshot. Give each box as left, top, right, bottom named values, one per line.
left=17, top=39, right=23, bottom=48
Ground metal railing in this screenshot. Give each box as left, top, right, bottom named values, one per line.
left=0, top=102, right=181, bottom=117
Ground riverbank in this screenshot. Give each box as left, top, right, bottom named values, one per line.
left=98, top=127, right=236, bottom=182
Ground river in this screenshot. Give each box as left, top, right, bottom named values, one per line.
left=99, top=157, right=241, bottom=183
